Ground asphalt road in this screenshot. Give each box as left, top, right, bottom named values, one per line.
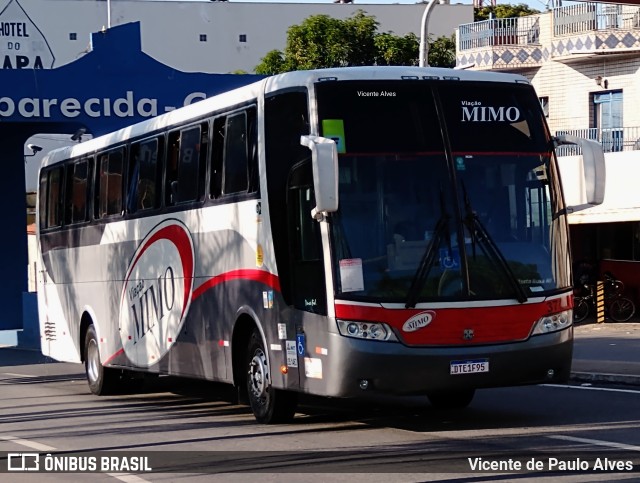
left=1, top=348, right=640, bottom=482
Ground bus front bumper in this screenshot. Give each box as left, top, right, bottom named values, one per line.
left=304, top=327, right=573, bottom=398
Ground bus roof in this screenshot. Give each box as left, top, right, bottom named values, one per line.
left=262, top=65, right=528, bottom=92
left=39, top=66, right=529, bottom=170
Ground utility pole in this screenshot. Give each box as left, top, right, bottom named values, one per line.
left=419, top=0, right=439, bottom=67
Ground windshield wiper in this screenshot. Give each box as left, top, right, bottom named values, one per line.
left=405, top=194, right=451, bottom=309
left=462, top=185, right=528, bottom=304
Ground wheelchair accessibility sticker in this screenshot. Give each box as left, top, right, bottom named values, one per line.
left=439, top=248, right=460, bottom=269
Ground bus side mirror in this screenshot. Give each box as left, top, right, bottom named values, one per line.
left=555, top=135, right=606, bottom=210
left=300, top=135, right=339, bottom=220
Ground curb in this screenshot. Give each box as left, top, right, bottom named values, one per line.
left=570, top=371, right=640, bottom=387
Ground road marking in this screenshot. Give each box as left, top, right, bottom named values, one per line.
left=542, top=384, right=640, bottom=395
left=0, top=434, right=151, bottom=482
left=0, top=435, right=55, bottom=452
left=549, top=435, right=640, bottom=452
left=109, top=474, right=151, bottom=483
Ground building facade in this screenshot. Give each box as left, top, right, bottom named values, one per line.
left=1, top=0, right=472, bottom=74
left=456, top=2, right=640, bottom=303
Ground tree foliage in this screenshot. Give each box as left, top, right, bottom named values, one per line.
left=425, top=34, right=456, bottom=69
left=374, top=32, right=419, bottom=66
left=474, top=3, right=540, bottom=21
left=255, top=11, right=455, bottom=74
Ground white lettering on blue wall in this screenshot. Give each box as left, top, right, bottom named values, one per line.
left=0, top=91, right=207, bottom=119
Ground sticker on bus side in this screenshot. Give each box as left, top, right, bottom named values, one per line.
left=339, top=258, right=364, bottom=292
left=322, top=119, right=346, bottom=154
left=118, top=219, right=195, bottom=367
left=304, top=357, right=323, bottom=379
left=286, top=341, right=298, bottom=368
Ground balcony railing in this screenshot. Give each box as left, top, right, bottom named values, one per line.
left=458, top=17, right=540, bottom=51
left=458, top=4, right=640, bottom=53
left=553, top=3, right=640, bottom=36
left=555, top=126, right=640, bottom=156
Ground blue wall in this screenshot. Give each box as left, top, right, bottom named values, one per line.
left=0, top=22, right=262, bottom=331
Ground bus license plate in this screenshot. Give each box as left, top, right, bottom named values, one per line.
left=450, top=359, right=489, bottom=375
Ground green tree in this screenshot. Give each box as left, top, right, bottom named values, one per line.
left=254, top=50, right=287, bottom=75
left=426, top=34, right=456, bottom=68
left=374, top=32, right=419, bottom=66
left=474, top=3, right=540, bottom=21
left=254, top=11, right=456, bottom=74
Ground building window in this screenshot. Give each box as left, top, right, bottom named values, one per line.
left=538, top=97, right=549, bottom=117
left=593, top=90, right=623, bottom=152
left=69, top=33, right=77, bottom=41
left=199, top=34, right=207, bottom=42
left=239, top=34, right=247, bottom=43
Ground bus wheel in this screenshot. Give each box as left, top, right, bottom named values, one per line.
left=84, top=325, right=117, bottom=395
left=246, top=329, right=297, bottom=424
left=427, top=389, right=475, bottom=410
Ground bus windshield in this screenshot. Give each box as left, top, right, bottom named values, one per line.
left=316, top=80, right=570, bottom=303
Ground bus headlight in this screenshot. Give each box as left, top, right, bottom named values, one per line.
left=531, top=310, right=572, bottom=335
left=337, top=320, right=398, bottom=342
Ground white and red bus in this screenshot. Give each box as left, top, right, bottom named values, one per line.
left=36, top=66, right=604, bottom=423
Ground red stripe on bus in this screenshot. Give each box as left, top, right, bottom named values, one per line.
left=103, top=348, right=125, bottom=365
left=192, top=269, right=280, bottom=300
left=339, top=151, right=445, bottom=157
left=335, top=295, right=571, bottom=345
left=451, top=151, right=551, bottom=157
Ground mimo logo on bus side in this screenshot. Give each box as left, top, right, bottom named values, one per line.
left=119, top=219, right=195, bottom=367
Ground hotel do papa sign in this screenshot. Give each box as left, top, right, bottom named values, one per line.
left=0, top=0, right=55, bottom=69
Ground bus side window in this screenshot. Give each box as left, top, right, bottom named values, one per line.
left=38, top=171, right=48, bottom=230
left=264, top=90, right=310, bottom=307
left=167, top=122, right=208, bottom=205
left=210, top=116, right=225, bottom=199
left=128, top=138, right=161, bottom=213
left=96, top=149, right=124, bottom=219
left=223, top=111, right=249, bottom=195
left=247, top=107, right=258, bottom=194
left=199, top=122, right=210, bottom=196
left=166, top=131, right=180, bottom=205
left=67, top=159, right=90, bottom=224
left=46, top=167, right=64, bottom=229
left=288, top=161, right=326, bottom=314
left=64, top=164, right=73, bottom=226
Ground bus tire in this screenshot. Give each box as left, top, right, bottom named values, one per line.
left=84, top=325, right=117, bottom=395
left=427, top=389, right=475, bottom=410
left=246, top=328, right=297, bottom=424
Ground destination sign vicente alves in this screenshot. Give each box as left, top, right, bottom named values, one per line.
left=0, top=0, right=55, bottom=69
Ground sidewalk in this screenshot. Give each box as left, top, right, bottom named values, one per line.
left=572, top=321, right=640, bottom=386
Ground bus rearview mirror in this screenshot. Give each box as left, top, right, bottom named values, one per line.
left=555, top=134, right=606, bottom=209
left=300, top=135, right=339, bottom=220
